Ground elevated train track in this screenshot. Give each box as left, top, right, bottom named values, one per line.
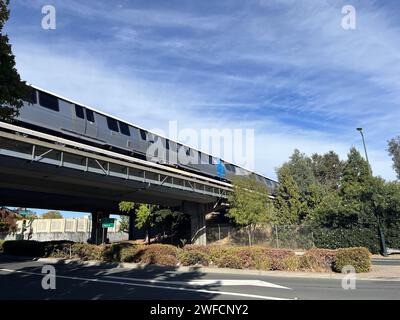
left=0, top=86, right=277, bottom=244
left=0, top=121, right=232, bottom=212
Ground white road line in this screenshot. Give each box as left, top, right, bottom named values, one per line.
left=0, top=268, right=293, bottom=300
left=105, top=275, right=291, bottom=290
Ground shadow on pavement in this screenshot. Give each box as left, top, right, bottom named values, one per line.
left=0, top=254, right=223, bottom=300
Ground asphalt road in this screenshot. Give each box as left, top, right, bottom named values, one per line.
left=0, top=255, right=399, bottom=300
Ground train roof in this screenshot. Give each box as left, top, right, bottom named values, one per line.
left=29, top=84, right=278, bottom=184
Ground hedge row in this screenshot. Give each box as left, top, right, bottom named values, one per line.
left=0, top=241, right=371, bottom=273
left=313, top=227, right=381, bottom=254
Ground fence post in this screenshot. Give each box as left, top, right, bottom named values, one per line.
left=218, top=224, right=221, bottom=241
left=311, top=231, right=315, bottom=248
left=275, top=225, right=279, bottom=248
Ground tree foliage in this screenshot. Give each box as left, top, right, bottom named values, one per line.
left=274, top=165, right=303, bottom=225
left=119, top=215, right=129, bottom=233
left=274, top=147, right=400, bottom=253
left=118, top=201, right=188, bottom=243
left=284, top=149, right=316, bottom=196
left=42, top=211, right=63, bottom=219
left=311, top=151, right=343, bottom=190
left=388, top=136, right=400, bottom=180
left=0, top=207, right=19, bottom=233
left=0, top=0, right=31, bottom=121
left=227, top=176, right=275, bottom=245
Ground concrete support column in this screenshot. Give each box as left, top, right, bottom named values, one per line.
left=128, top=212, right=136, bottom=241
left=182, top=202, right=207, bottom=246
left=90, top=212, right=109, bottom=245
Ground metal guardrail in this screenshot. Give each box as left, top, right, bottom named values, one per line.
left=0, top=122, right=232, bottom=199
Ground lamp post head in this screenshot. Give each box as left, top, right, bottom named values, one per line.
left=356, top=127, right=363, bottom=132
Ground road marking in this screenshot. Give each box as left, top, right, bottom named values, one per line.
left=0, top=268, right=293, bottom=300
left=105, top=275, right=291, bottom=290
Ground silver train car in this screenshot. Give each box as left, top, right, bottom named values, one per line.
left=13, top=86, right=278, bottom=194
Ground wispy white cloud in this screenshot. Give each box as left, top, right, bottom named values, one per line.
left=7, top=0, right=400, bottom=180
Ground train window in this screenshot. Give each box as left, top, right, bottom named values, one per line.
left=139, top=129, right=147, bottom=140
left=186, top=148, right=190, bottom=156
left=107, top=117, right=119, bottom=132
left=86, top=109, right=95, bottom=122
left=29, top=89, right=37, bottom=104
left=75, top=105, right=85, bottom=119
left=209, top=155, right=213, bottom=165
left=39, top=91, right=59, bottom=111
left=119, top=122, right=130, bottom=136
left=166, top=140, right=170, bottom=150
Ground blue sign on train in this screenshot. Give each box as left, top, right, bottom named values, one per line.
left=216, top=159, right=226, bottom=178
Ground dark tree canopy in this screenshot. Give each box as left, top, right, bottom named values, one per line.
left=0, top=0, right=30, bottom=121
left=311, top=151, right=343, bottom=190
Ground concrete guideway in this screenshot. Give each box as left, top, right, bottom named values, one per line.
left=0, top=121, right=231, bottom=208
left=0, top=121, right=230, bottom=244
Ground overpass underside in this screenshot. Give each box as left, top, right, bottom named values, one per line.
left=0, top=122, right=231, bottom=245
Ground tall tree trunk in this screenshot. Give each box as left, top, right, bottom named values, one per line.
left=247, top=225, right=252, bottom=246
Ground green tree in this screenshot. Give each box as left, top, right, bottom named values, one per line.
left=382, top=181, right=400, bottom=248
left=274, top=165, right=303, bottom=225
left=0, top=0, right=31, bottom=121
left=388, top=136, right=400, bottom=179
left=340, top=147, right=371, bottom=199
left=311, top=151, right=343, bottom=190
left=119, top=201, right=135, bottom=213
left=42, top=210, right=63, bottom=219
left=135, top=204, right=154, bottom=244
left=284, top=149, right=316, bottom=196
left=119, top=215, right=129, bottom=233
left=227, top=176, right=275, bottom=246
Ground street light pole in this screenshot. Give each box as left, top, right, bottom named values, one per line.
left=356, top=128, right=388, bottom=256
left=356, top=128, right=370, bottom=173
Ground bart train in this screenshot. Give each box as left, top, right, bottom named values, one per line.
left=10, top=86, right=278, bottom=193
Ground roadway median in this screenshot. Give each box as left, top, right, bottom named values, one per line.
left=0, top=240, right=375, bottom=277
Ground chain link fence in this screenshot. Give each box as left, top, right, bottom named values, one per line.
left=206, top=224, right=315, bottom=250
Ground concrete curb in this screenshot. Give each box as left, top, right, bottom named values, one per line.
left=33, top=257, right=400, bottom=282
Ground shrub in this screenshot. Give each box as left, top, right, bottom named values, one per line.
left=234, top=247, right=265, bottom=269
left=3, top=240, right=46, bottom=257
left=0, top=240, right=5, bottom=252
left=70, top=243, right=104, bottom=261
left=300, top=248, right=337, bottom=271
left=282, top=256, right=300, bottom=271
left=263, top=249, right=295, bottom=270
left=333, top=247, right=371, bottom=273
left=215, top=252, right=244, bottom=269
left=130, top=244, right=180, bottom=266
left=44, top=241, right=75, bottom=258
left=120, top=245, right=141, bottom=262
left=179, top=250, right=210, bottom=266
left=101, top=243, right=137, bottom=262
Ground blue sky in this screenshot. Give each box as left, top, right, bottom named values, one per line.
left=4, top=1, right=400, bottom=216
